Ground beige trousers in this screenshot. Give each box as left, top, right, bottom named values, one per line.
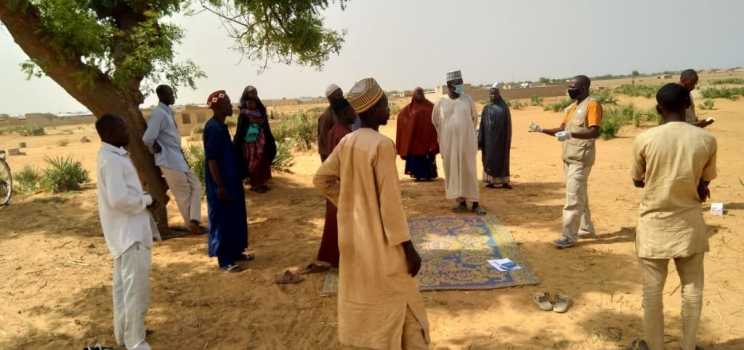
left=401, top=305, right=430, bottom=350
left=638, top=253, right=705, bottom=350
left=562, top=162, right=595, bottom=242
left=160, top=166, right=202, bottom=224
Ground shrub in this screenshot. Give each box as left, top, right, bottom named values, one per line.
left=507, top=99, right=525, bottom=110
left=224, top=117, right=237, bottom=128
left=591, top=89, right=618, bottom=105
left=191, top=123, right=205, bottom=135
left=272, top=140, right=296, bottom=172
left=530, top=95, right=544, bottom=106
left=600, top=103, right=645, bottom=139
left=613, top=84, right=660, bottom=98
left=544, top=98, right=573, bottom=112
left=183, top=143, right=206, bottom=188
left=57, top=139, right=70, bottom=147
left=711, top=78, right=744, bottom=85
left=13, top=165, right=42, bottom=192
left=700, top=86, right=744, bottom=100
left=273, top=110, right=319, bottom=151
left=41, top=155, right=90, bottom=193
left=389, top=103, right=402, bottom=119
left=0, top=125, right=46, bottom=136
left=698, top=99, right=715, bottom=110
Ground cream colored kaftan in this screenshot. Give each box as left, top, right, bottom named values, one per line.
left=313, top=128, right=430, bottom=350
left=432, top=93, right=480, bottom=201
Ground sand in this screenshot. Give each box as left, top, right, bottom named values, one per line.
left=1, top=87, right=743, bottom=350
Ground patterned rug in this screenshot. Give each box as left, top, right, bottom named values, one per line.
left=322, top=215, right=540, bottom=293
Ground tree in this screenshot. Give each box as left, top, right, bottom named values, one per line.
left=0, top=0, right=348, bottom=233
left=631, top=70, right=640, bottom=77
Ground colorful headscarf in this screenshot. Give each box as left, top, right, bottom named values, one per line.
left=206, top=90, right=228, bottom=108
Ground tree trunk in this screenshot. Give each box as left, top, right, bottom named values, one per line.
left=0, top=3, right=171, bottom=233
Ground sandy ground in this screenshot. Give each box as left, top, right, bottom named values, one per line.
left=1, top=90, right=743, bottom=350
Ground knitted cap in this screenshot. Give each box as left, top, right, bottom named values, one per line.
left=347, top=78, right=384, bottom=114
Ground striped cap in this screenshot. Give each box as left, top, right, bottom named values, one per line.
left=347, top=78, right=384, bottom=114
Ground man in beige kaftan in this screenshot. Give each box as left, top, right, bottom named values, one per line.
left=432, top=69, right=485, bottom=215
left=313, top=77, right=430, bottom=350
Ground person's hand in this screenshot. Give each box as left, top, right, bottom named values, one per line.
left=555, top=131, right=572, bottom=141
left=705, top=118, right=715, bottom=127
left=218, top=186, right=231, bottom=201
left=697, top=183, right=710, bottom=203
left=146, top=198, right=159, bottom=211
left=152, top=142, right=162, bottom=154
left=255, top=118, right=265, bottom=125
left=402, top=241, right=422, bottom=277
left=529, top=122, right=543, bottom=133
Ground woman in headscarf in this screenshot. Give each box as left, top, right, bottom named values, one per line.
left=233, top=85, right=277, bottom=193
left=396, top=87, right=439, bottom=181
left=478, top=83, right=513, bottom=189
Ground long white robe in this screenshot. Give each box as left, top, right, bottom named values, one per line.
left=432, top=93, right=480, bottom=201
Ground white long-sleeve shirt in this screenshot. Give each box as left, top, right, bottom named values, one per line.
left=97, top=142, right=154, bottom=258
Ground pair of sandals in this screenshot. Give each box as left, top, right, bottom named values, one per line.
left=532, top=292, right=573, bottom=313
left=274, top=263, right=330, bottom=284
left=452, top=203, right=487, bottom=216
left=219, top=253, right=255, bottom=273
left=249, top=185, right=270, bottom=194
left=627, top=340, right=704, bottom=350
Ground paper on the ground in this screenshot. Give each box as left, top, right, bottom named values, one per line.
left=488, top=258, right=522, bottom=271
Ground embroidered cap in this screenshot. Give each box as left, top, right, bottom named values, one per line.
left=447, top=69, right=462, bottom=82
left=347, top=78, right=384, bottom=114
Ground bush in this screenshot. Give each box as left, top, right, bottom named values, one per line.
left=530, top=95, right=544, bottom=106
left=507, top=99, right=525, bottom=110
left=600, top=103, right=655, bottom=139
left=13, top=165, right=42, bottom=192
left=591, top=89, right=618, bottom=105
left=272, top=140, right=296, bottom=172
left=0, top=125, right=46, bottom=136
left=613, top=84, right=660, bottom=98
left=224, top=117, right=237, bottom=128
left=41, top=155, right=90, bottom=193
left=700, top=86, right=744, bottom=100
left=183, top=143, right=206, bottom=188
left=544, top=98, right=573, bottom=112
left=711, top=78, right=744, bottom=85
left=57, top=139, right=70, bottom=147
left=698, top=99, right=715, bottom=110
left=273, top=110, right=319, bottom=151
left=191, top=123, right=205, bottom=135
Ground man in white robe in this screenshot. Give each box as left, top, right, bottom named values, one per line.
left=432, top=69, right=485, bottom=215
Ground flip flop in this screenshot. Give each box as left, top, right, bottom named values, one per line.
left=452, top=203, right=467, bottom=213
left=298, top=263, right=329, bottom=274
left=473, top=206, right=487, bottom=216
left=220, top=264, right=243, bottom=273
left=532, top=292, right=553, bottom=311
left=553, top=294, right=573, bottom=313
left=485, top=184, right=497, bottom=189
left=274, top=270, right=304, bottom=284
left=235, top=253, right=255, bottom=261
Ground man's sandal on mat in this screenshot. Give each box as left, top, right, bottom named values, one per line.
left=627, top=339, right=649, bottom=350
left=274, top=270, right=304, bottom=284
left=298, top=263, right=329, bottom=274
left=220, top=264, right=242, bottom=273
left=553, top=294, right=573, bottom=313
left=473, top=206, right=487, bottom=216
left=532, top=292, right=553, bottom=311
left=452, top=203, right=468, bottom=213
left=235, top=253, right=255, bottom=261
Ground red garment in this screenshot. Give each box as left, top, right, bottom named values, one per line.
left=395, top=87, right=439, bottom=159
left=317, top=123, right=352, bottom=266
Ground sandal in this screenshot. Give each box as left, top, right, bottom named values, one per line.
left=274, top=270, right=304, bottom=284
left=532, top=292, right=553, bottom=311
left=502, top=184, right=513, bottom=190
left=485, top=184, right=497, bottom=189
left=473, top=206, right=487, bottom=216
left=220, top=264, right=243, bottom=273
left=452, top=202, right=467, bottom=213
left=627, top=339, right=649, bottom=350
left=553, top=294, right=573, bottom=313
left=298, top=263, right=329, bottom=274
left=235, top=253, right=255, bottom=261
left=250, top=187, right=268, bottom=194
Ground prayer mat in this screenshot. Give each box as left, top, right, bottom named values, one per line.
left=322, top=215, right=540, bottom=293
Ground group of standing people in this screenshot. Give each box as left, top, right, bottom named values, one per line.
left=93, top=67, right=717, bottom=350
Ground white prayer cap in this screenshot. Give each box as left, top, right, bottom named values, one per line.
left=491, top=82, right=502, bottom=89
left=325, top=84, right=341, bottom=97
left=446, top=69, right=462, bottom=82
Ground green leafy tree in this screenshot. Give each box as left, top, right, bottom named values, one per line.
left=0, top=0, right=348, bottom=232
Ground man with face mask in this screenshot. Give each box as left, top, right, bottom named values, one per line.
left=432, top=69, right=485, bottom=215
left=678, top=69, right=715, bottom=129
left=528, top=75, right=601, bottom=248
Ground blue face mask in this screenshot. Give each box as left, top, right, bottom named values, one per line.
left=454, top=84, right=464, bottom=94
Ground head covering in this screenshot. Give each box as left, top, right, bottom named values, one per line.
left=447, top=69, right=462, bottom=82
left=325, top=84, right=341, bottom=97
left=347, top=78, right=384, bottom=114
left=491, top=82, right=502, bottom=90
left=206, top=90, right=228, bottom=108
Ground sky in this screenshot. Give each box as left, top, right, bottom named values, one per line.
left=1, top=0, right=743, bottom=115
